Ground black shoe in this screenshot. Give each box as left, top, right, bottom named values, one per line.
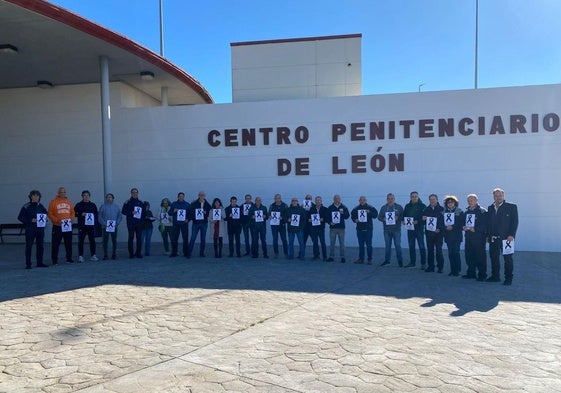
left=112, top=255, right=117, bottom=260
left=66, top=259, right=74, bottom=264
left=326, top=257, right=334, bottom=262
left=169, top=254, right=178, bottom=258
left=25, top=266, right=31, bottom=270
left=136, top=254, right=143, bottom=259
left=199, top=253, right=205, bottom=258
left=404, top=263, right=415, bottom=268
left=340, top=258, right=346, bottom=263
left=437, top=268, right=443, bottom=273
left=37, top=264, right=49, bottom=268
left=462, top=274, right=476, bottom=279
left=264, top=255, right=269, bottom=259
left=503, top=280, right=512, bottom=286
left=485, top=277, right=500, bottom=282
left=237, top=254, right=242, bottom=258
left=380, top=261, right=390, bottom=266
left=367, top=260, right=372, bottom=265
left=103, top=255, right=109, bottom=261
left=398, top=262, right=404, bottom=267
left=476, top=276, right=485, bottom=281
left=52, top=261, right=58, bottom=265
left=425, top=267, right=435, bottom=272
left=354, top=259, right=364, bottom=264
left=420, top=264, right=426, bottom=270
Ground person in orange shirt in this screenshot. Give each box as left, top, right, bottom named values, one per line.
left=47, top=187, right=75, bottom=264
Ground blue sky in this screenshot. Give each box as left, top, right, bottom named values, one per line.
left=51, top=0, right=561, bottom=103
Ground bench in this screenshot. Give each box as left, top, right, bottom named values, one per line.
left=0, top=223, right=25, bottom=243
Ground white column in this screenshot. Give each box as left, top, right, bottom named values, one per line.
left=100, top=56, right=112, bottom=194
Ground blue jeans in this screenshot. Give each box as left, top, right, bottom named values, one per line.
left=142, top=227, right=153, bottom=255
left=288, top=230, right=304, bottom=258
left=356, top=228, right=372, bottom=261
left=189, top=222, right=208, bottom=256
left=271, top=224, right=288, bottom=255
left=384, top=230, right=402, bottom=264
left=407, top=229, right=426, bottom=266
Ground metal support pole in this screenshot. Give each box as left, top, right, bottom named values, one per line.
left=475, top=0, right=479, bottom=89
left=99, top=56, right=112, bottom=195
left=159, top=0, right=165, bottom=57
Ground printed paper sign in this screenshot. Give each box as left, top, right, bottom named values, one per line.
left=302, top=200, right=312, bottom=210
left=358, top=210, right=368, bottom=223
left=243, top=204, right=251, bottom=216
left=425, top=217, right=437, bottom=232
left=311, top=213, right=321, bottom=226
left=160, top=212, right=170, bottom=224
left=212, top=209, right=222, bottom=220
left=404, top=217, right=415, bottom=230
left=254, top=210, right=264, bottom=222
left=105, top=220, right=116, bottom=233
left=465, top=214, right=475, bottom=228
left=502, top=239, right=514, bottom=255
left=85, top=213, right=95, bottom=226
left=195, top=208, right=204, bottom=220
left=331, top=211, right=340, bottom=224
left=133, top=207, right=142, bottom=219
left=270, top=211, right=280, bottom=226
left=231, top=207, right=240, bottom=219
left=61, top=219, right=72, bottom=232
left=444, top=212, right=455, bottom=226
left=36, top=213, right=47, bottom=228
left=385, top=211, right=395, bottom=225
left=176, top=209, right=186, bottom=221
left=291, top=214, right=300, bottom=227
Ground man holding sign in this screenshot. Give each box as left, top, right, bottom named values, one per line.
left=169, top=192, right=190, bottom=258
left=48, top=187, right=75, bottom=264
left=351, top=196, right=379, bottom=265
left=402, top=192, right=427, bottom=268
left=422, top=194, right=444, bottom=273
left=326, top=194, right=350, bottom=263
left=122, top=188, right=145, bottom=259
left=378, top=193, right=404, bottom=267
left=75, top=190, right=99, bottom=263
left=249, top=197, right=268, bottom=258
left=309, top=196, right=329, bottom=261
left=18, top=190, right=49, bottom=269
left=269, top=194, right=288, bottom=258
left=487, top=188, right=518, bottom=285
left=98, top=193, right=121, bottom=260
left=284, top=198, right=306, bottom=260
left=442, top=195, right=463, bottom=276
left=225, top=196, right=242, bottom=257
left=462, top=194, right=487, bottom=281
left=188, top=191, right=211, bottom=258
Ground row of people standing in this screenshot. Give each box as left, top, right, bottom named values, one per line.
left=18, top=187, right=518, bottom=286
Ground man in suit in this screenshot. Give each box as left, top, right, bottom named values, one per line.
left=487, top=188, right=518, bottom=285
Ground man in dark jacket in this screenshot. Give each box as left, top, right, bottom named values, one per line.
left=189, top=191, right=212, bottom=257
left=269, top=194, right=288, bottom=258
left=462, top=194, right=488, bottom=281
left=284, top=198, right=306, bottom=260
left=442, top=195, right=463, bottom=276
left=249, top=197, right=268, bottom=258
left=240, top=194, right=254, bottom=256
left=122, top=188, right=145, bottom=258
left=402, top=191, right=427, bottom=268
left=225, top=196, right=242, bottom=257
left=309, top=196, right=329, bottom=261
left=351, top=196, right=378, bottom=264
left=487, top=188, right=518, bottom=285
left=326, top=194, right=350, bottom=263
left=169, top=192, right=190, bottom=258
left=422, top=194, right=445, bottom=273
left=74, top=190, right=99, bottom=262
left=18, top=190, right=49, bottom=269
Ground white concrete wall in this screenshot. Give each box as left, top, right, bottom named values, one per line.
left=232, top=36, right=361, bottom=102
left=2, top=83, right=560, bottom=251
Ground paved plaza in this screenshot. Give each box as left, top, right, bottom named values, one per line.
left=0, top=241, right=560, bottom=393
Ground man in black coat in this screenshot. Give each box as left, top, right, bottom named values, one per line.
left=487, top=188, right=518, bottom=285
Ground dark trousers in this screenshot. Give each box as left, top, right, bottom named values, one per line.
left=288, top=230, right=304, bottom=258
left=51, top=225, right=72, bottom=263
left=228, top=227, right=241, bottom=257
left=251, top=225, right=267, bottom=257
left=25, top=229, right=44, bottom=267
left=356, top=228, right=373, bottom=261
left=425, top=232, right=444, bottom=270
left=189, top=222, right=208, bottom=256
left=445, top=238, right=462, bottom=274
left=160, top=226, right=173, bottom=252
left=213, top=237, right=223, bottom=257
left=465, top=234, right=486, bottom=278
left=271, top=224, right=288, bottom=255
left=102, top=229, right=117, bottom=257
left=242, top=222, right=251, bottom=254
left=127, top=223, right=143, bottom=257
left=310, top=226, right=327, bottom=259
left=489, top=238, right=514, bottom=280
left=303, top=225, right=312, bottom=246
left=171, top=224, right=189, bottom=256
left=407, top=229, right=426, bottom=266
left=78, top=226, right=96, bottom=257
